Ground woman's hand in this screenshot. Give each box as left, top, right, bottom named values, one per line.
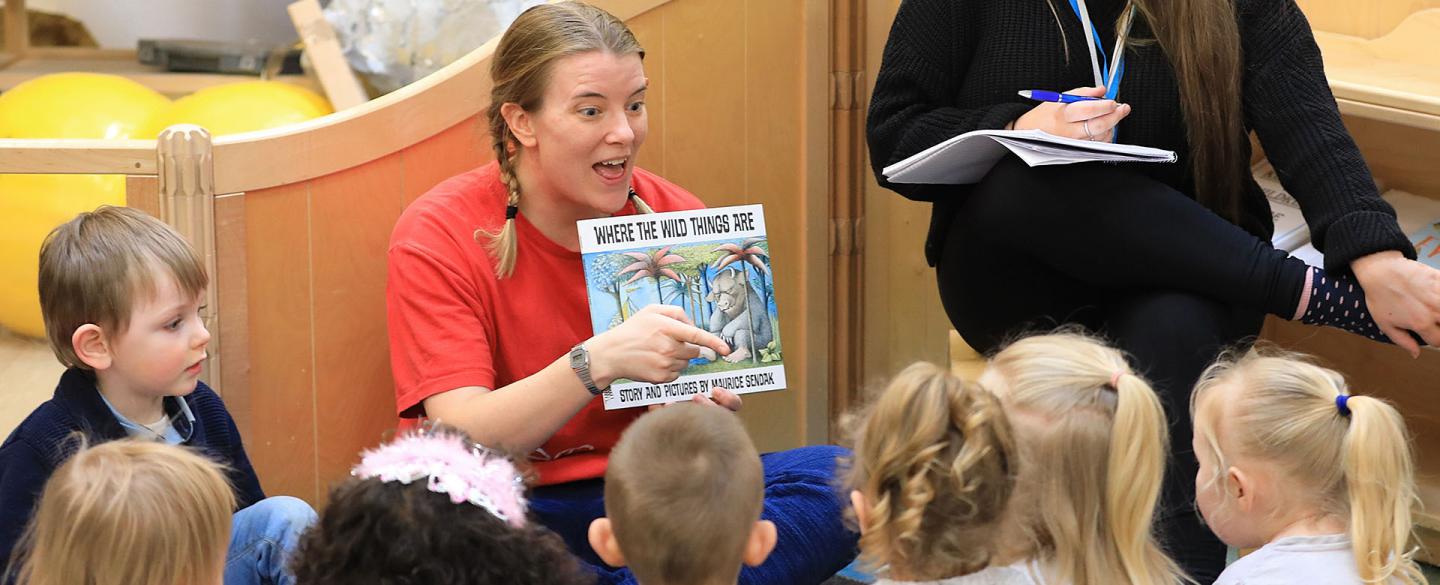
left=587, top=304, right=731, bottom=388
left=1351, top=250, right=1440, bottom=357
left=648, top=386, right=744, bottom=413
left=1009, top=86, right=1132, bottom=142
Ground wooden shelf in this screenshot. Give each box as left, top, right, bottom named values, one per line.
left=0, top=52, right=322, bottom=98
left=0, top=0, right=320, bottom=98
left=1313, top=9, right=1440, bottom=129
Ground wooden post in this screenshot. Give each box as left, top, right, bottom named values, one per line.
left=287, top=0, right=368, bottom=110
left=4, top=0, right=29, bottom=60
left=156, top=125, right=221, bottom=388
left=828, top=0, right=866, bottom=428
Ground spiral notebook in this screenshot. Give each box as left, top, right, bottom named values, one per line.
left=882, top=128, right=1177, bottom=185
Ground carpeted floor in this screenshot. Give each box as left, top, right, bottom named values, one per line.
left=0, top=331, right=63, bottom=437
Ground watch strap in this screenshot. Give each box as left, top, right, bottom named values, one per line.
left=570, top=343, right=603, bottom=396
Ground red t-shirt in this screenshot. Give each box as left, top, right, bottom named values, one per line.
left=386, top=162, right=705, bottom=485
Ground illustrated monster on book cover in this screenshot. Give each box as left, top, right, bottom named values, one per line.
left=583, top=236, right=782, bottom=375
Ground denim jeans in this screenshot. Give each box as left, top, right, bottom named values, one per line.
left=531, top=445, right=859, bottom=585
left=225, top=496, right=317, bottom=585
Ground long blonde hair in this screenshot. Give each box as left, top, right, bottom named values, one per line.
left=843, top=362, right=1017, bottom=580
left=1191, top=350, right=1425, bottom=585
left=9, top=439, right=235, bottom=585
left=981, top=332, right=1184, bottom=585
left=482, top=1, right=654, bottom=277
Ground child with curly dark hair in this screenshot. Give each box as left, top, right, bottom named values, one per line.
left=288, top=428, right=592, bottom=585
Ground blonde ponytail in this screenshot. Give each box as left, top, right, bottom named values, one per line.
left=980, top=330, right=1184, bottom=585
left=1192, top=350, right=1425, bottom=585
left=1343, top=395, right=1424, bottom=584
left=1106, top=373, right=1172, bottom=585
left=842, top=362, right=1017, bottom=580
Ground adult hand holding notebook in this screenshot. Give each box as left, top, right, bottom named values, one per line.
left=881, top=1, right=1176, bottom=186
left=881, top=128, right=1177, bottom=185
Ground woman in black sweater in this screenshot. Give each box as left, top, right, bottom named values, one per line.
left=867, top=0, right=1440, bottom=581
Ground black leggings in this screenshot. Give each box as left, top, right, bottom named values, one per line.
left=938, top=156, right=1308, bottom=583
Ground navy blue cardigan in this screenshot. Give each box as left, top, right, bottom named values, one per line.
left=0, top=368, right=265, bottom=566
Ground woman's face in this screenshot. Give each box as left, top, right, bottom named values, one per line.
left=515, top=50, right=648, bottom=217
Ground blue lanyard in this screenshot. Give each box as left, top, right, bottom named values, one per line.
left=1064, top=0, right=1127, bottom=101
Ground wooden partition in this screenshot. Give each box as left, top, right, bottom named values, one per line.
left=856, top=0, right=952, bottom=400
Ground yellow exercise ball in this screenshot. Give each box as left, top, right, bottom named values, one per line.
left=0, top=72, right=170, bottom=139
left=144, top=81, right=333, bottom=137
left=0, top=175, right=127, bottom=338
left=0, top=73, right=165, bottom=338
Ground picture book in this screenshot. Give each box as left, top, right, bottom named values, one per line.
left=1254, top=160, right=1309, bottom=252
left=577, top=204, right=786, bottom=410
left=1412, top=221, right=1440, bottom=270
left=1253, top=159, right=1436, bottom=270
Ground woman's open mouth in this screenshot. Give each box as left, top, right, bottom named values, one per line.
left=593, top=157, right=628, bottom=183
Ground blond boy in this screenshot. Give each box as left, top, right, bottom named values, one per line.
left=589, top=403, right=777, bottom=585
left=0, top=206, right=314, bottom=585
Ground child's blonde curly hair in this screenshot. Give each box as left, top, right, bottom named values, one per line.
left=843, top=361, right=1017, bottom=580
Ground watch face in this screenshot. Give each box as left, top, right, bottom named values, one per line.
left=570, top=346, right=587, bottom=368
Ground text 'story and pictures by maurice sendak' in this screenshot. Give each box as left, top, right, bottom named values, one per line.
left=578, top=204, right=786, bottom=410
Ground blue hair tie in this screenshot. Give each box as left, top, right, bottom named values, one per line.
left=1335, top=394, right=1352, bottom=417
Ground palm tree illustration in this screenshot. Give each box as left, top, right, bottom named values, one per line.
left=618, top=246, right=687, bottom=308
left=712, top=238, right=769, bottom=365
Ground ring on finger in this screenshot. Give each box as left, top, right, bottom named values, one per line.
left=1083, top=119, right=1096, bottom=141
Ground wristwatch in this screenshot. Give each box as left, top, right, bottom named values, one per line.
left=569, top=343, right=604, bottom=396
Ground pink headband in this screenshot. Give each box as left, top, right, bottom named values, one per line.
left=352, top=432, right=528, bottom=527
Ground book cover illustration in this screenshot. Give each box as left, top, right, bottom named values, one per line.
left=1413, top=221, right=1440, bottom=270
left=577, top=204, right=785, bottom=409
left=1254, top=160, right=1309, bottom=252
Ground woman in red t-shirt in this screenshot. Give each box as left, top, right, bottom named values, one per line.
left=385, top=3, right=855, bottom=584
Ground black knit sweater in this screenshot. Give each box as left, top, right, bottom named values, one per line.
left=866, top=0, right=1415, bottom=272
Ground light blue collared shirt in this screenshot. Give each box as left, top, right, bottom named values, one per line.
left=96, top=392, right=195, bottom=445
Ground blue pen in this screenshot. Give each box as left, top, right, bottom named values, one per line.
left=1018, top=90, right=1102, bottom=104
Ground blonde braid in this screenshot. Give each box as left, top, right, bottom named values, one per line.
left=477, top=126, right=523, bottom=278
left=480, top=1, right=647, bottom=277
left=629, top=189, right=655, bottom=214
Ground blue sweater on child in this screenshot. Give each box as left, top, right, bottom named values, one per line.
left=0, top=368, right=265, bottom=566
